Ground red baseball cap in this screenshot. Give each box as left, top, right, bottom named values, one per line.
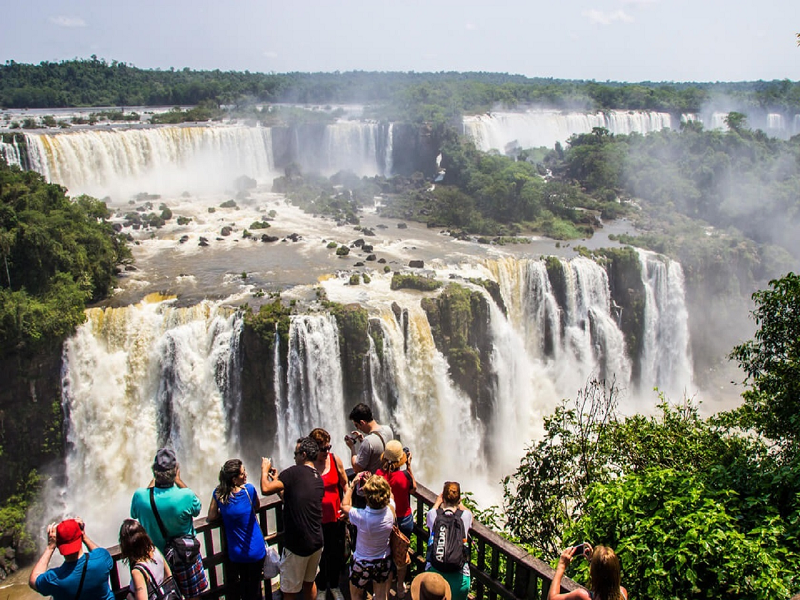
left=56, top=519, right=83, bottom=555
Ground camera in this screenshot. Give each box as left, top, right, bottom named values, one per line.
left=344, top=432, right=358, bottom=444
left=403, top=446, right=410, bottom=457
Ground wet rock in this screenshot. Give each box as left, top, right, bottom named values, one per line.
left=378, top=258, right=387, bottom=264
left=124, top=265, right=137, bottom=271
left=112, top=223, right=123, bottom=233
left=179, top=235, right=189, bottom=244
left=397, top=223, right=408, bottom=229
left=199, top=238, right=210, bottom=247
left=353, top=238, right=365, bottom=247
left=287, top=233, right=301, bottom=242
left=261, top=234, right=279, bottom=242
left=362, top=244, right=373, bottom=253
left=408, top=260, right=424, bottom=268
left=221, top=226, right=233, bottom=236
left=366, top=254, right=377, bottom=261
left=361, top=228, right=376, bottom=236
left=354, top=262, right=365, bottom=267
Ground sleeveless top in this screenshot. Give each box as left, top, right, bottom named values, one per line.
left=320, top=452, right=342, bottom=524
left=129, top=549, right=167, bottom=593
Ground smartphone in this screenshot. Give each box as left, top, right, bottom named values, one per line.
left=572, top=543, right=586, bottom=557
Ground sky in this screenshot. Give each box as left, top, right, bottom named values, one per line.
left=1, top=0, right=798, bottom=82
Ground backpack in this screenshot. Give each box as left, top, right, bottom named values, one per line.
left=427, top=508, right=469, bottom=573
left=133, top=563, right=182, bottom=600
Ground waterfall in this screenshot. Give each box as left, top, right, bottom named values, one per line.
left=290, top=121, right=391, bottom=177
left=369, top=307, right=485, bottom=493
left=24, top=125, right=277, bottom=197
left=637, top=250, right=694, bottom=400
left=60, top=297, right=241, bottom=544
left=0, top=136, right=24, bottom=168
left=274, top=315, right=348, bottom=467
left=56, top=252, right=695, bottom=525
left=463, top=109, right=673, bottom=153
left=384, top=123, right=394, bottom=177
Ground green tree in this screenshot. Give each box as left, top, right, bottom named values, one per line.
left=730, top=272, right=800, bottom=443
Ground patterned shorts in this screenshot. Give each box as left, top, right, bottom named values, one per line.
left=172, top=553, right=209, bottom=598
left=349, top=557, right=393, bottom=589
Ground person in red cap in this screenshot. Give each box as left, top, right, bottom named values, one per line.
left=28, top=516, right=114, bottom=600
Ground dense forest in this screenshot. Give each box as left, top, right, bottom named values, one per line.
left=3, top=58, right=800, bottom=121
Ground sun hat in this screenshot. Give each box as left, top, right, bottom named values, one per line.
left=56, top=519, right=83, bottom=555
left=382, top=440, right=407, bottom=465
left=411, top=572, right=452, bottom=600
left=153, top=447, right=177, bottom=472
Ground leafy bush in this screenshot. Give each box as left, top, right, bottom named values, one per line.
left=390, top=273, right=442, bottom=291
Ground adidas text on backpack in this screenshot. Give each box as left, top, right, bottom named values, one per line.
left=428, top=508, right=469, bottom=572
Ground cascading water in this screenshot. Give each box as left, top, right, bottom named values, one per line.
left=24, top=126, right=277, bottom=198
left=637, top=249, right=694, bottom=400
left=60, top=296, right=241, bottom=544
left=0, top=136, right=24, bottom=168
left=368, top=307, right=485, bottom=492
left=273, top=315, right=348, bottom=467
left=289, top=121, right=393, bottom=177
left=463, top=109, right=673, bottom=153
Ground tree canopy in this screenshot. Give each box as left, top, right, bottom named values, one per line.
left=0, top=160, right=129, bottom=355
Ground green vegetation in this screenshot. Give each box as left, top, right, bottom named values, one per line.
left=390, top=273, right=443, bottom=292
left=730, top=273, right=800, bottom=443
left=149, top=100, right=223, bottom=124
left=0, top=162, right=130, bottom=355
left=243, top=297, right=293, bottom=352
left=501, top=274, right=800, bottom=599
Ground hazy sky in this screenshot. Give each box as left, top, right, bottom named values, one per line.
left=2, top=0, right=798, bottom=82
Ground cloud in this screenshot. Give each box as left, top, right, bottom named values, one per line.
left=582, top=9, right=634, bottom=25
left=621, top=0, right=657, bottom=5
left=263, top=51, right=279, bottom=58
left=49, top=15, right=87, bottom=28
left=465, top=23, right=476, bottom=31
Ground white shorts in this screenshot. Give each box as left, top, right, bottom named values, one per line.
left=280, top=547, right=323, bottom=593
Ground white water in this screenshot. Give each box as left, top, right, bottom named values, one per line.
left=58, top=249, right=695, bottom=537
left=274, top=315, right=348, bottom=467
left=21, top=120, right=393, bottom=198
left=463, top=109, right=673, bottom=152
left=637, top=249, right=694, bottom=400
left=59, top=297, right=241, bottom=544
left=0, top=137, right=24, bottom=168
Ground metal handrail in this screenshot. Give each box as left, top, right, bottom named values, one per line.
left=106, top=486, right=580, bottom=600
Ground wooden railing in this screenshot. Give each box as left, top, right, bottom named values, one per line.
left=106, top=485, right=581, bottom=600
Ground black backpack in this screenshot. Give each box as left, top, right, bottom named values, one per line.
left=428, top=508, right=469, bottom=572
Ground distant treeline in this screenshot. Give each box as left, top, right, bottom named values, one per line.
left=2, top=57, right=800, bottom=121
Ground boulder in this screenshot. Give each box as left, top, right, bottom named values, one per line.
left=408, top=260, right=424, bottom=268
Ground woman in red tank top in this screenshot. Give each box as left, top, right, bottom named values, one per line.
left=310, top=428, right=349, bottom=600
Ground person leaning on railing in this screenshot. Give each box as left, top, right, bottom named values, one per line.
left=424, top=482, right=472, bottom=600
left=548, top=544, right=627, bottom=600
left=208, top=458, right=267, bottom=600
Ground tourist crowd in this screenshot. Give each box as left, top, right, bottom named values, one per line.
left=27, top=401, right=625, bottom=600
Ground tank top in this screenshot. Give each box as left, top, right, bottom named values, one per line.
left=320, top=453, right=342, bottom=524
left=129, top=550, right=167, bottom=593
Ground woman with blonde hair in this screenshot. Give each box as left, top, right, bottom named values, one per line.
left=548, top=544, right=627, bottom=600
left=341, top=474, right=394, bottom=600
left=376, top=440, right=416, bottom=598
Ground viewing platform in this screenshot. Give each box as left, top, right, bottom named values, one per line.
left=104, top=483, right=582, bottom=600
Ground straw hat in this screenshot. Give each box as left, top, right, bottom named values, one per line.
left=382, top=440, right=407, bottom=465
left=411, top=572, right=451, bottom=600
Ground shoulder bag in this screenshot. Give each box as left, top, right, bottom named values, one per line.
left=149, top=487, right=201, bottom=566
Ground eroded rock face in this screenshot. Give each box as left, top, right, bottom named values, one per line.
left=0, top=345, right=64, bottom=505
left=421, top=283, right=494, bottom=419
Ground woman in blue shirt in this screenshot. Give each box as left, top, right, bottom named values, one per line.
left=208, top=459, right=267, bottom=600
